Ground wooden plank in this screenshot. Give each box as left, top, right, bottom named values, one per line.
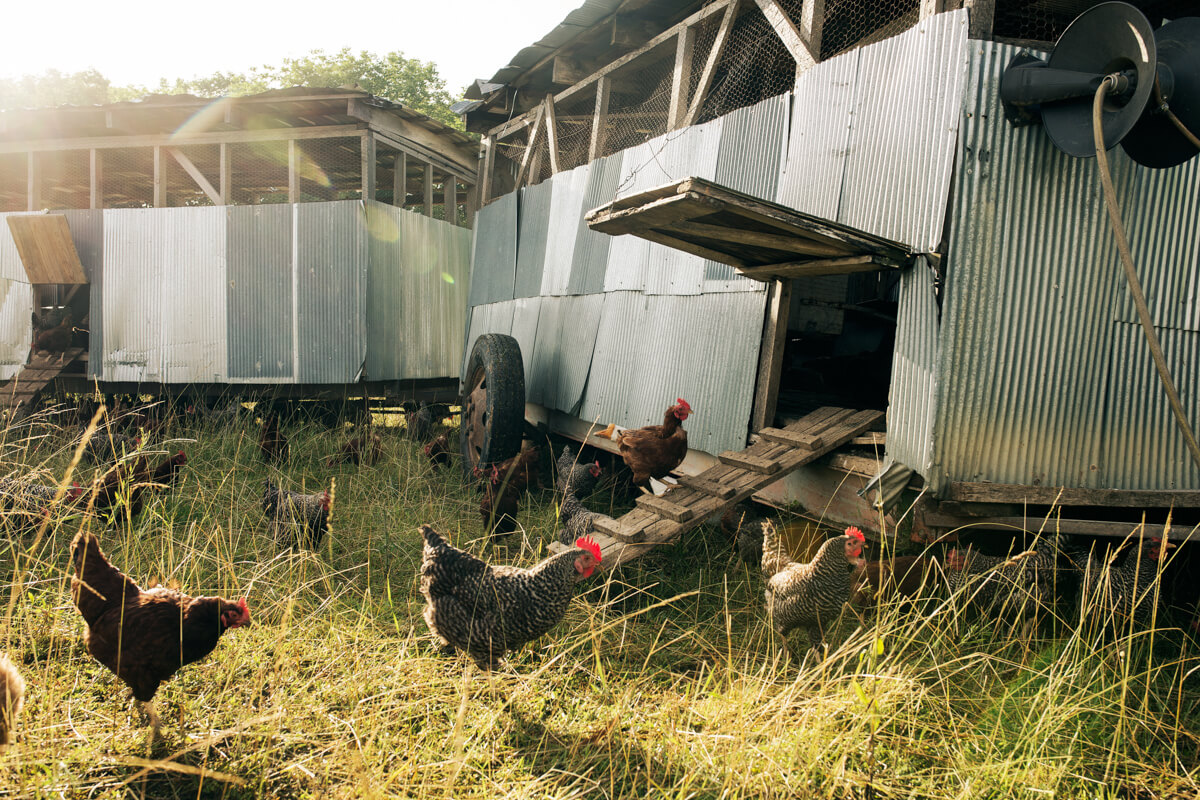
left=665, top=220, right=850, bottom=257
left=587, top=191, right=727, bottom=236
left=288, top=140, right=299, bottom=204
left=345, top=99, right=478, bottom=180
left=89, top=148, right=100, bottom=209
left=947, top=482, right=1200, bottom=509
left=4, top=216, right=88, bottom=284
left=1, top=124, right=368, bottom=158
left=920, top=0, right=947, bottom=19
left=479, top=138, right=493, bottom=205
left=219, top=143, right=230, bottom=205
left=827, top=453, right=883, bottom=477
left=759, top=426, right=825, bottom=450
left=738, top=255, right=896, bottom=280
left=922, top=513, right=1197, bottom=544
left=362, top=132, right=376, bottom=202
left=639, top=227, right=748, bottom=266
left=552, top=55, right=588, bottom=85
left=423, top=162, right=435, bottom=217
left=965, top=0, right=996, bottom=39
left=676, top=473, right=738, bottom=500
left=152, top=146, right=165, bottom=207
left=165, top=146, right=222, bottom=205
left=800, top=0, right=826, bottom=69
left=683, top=0, right=738, bottom=127
left=718, top=451, right=781, bottom=474
left=635, top=493, right=695, bottom=523
left=444, top=173, right=457, bottom=222
left=589, top=77, right=611, bottom=162
left=851, top=432, right=886, bottom=446
left=513, top=102, right=546, bottom=189
left=544, top=95, right=560, bottom=176
left=754, top=0, right=817, bottom=71
left=393, top=150, right=407, bottom=208
left=667, top=26, right=696, bottom=130
left=751, top=279, right=790, bottom=432
left=27, top=152, right=38, bottom=211
left=593, top=515, right=649, bottom=543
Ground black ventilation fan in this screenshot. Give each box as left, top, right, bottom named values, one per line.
left=999, top=2, right=1200, bottom=168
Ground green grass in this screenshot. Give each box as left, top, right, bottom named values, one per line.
left=1, top=404, right=1198, bottom=799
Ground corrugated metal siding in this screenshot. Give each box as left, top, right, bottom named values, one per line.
left=886, top=258, right=939, bottom=475
left=579, top=290, right=767, bottom=456
left=776, top=9, right=968, bottom=251
left=228, top=204, right=293, bottom=380
left=158, top=207, right=228, bottom=382
left=294, top=201, right=366, bottom=383
left=462, top=300, right=516, bottom=381
left=515, top=180, right=553, bottom=299
left=569, top=152, right=624, bottom=295
left=60, top=210, right=104, bottom=378
left=510, top=296, right=542, bottom=389
left=540, top=165, right=589, bottom=296
left=102, top=209, right=168, bottom=382
left=469, top=191, right=518, bottom=307
left=527, top=294, right=603, bottom=411
left=0, top=213, right=34, bottom=380
left=1104, top=324, right=1200, bottom=489
left=935, top=39, right=1199, bottom=491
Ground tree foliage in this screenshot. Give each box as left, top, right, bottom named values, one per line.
left=0, top=49, right=462, bottom=129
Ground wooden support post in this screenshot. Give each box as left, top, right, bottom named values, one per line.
left=424, top=161, right=434, bottom=217
left=288, top=140, right=299, bottom=204
left=219, top=143, right=230, bottom=205
left=152, top=145, right=165, bottom=207
left=514, top=102, right=546, bottom=189
left=362, top=131, right=376, bottom=202
left=965, top=0, right=995, bottom=39
left=684, top=0, right=739, bottom=127
left=393, top=149, right=407, bottom=207
left=751, top=278, right=792, bottom=432
left=800, top=0, right=826, bottom=64
left=668, top=26, right=696, bottom=130
left=919, top=0, right=946, bottom=18
left=89, top=148, right=100, bottom=209
left=754, top=0, right=817, bottom=72
left=589, top=77, right=611, bottom=162
left=479, top=137, right=494, bottom=205
left=464, top=185, right=477, bottom=227
left=165, top=146, right=222, bottom=205
left=544, top=95, right=560, bottom=175
left=445, top=173, right=457, bottom=222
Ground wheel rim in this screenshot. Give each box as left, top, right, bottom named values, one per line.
left=464, top=366, right=488, bottom=469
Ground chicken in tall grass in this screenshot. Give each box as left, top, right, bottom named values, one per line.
left=263, top=480, right=332, bottom=550
left=0, top=653, right=24, bottom=746
left=1079, top=536, right=1175, bottom=635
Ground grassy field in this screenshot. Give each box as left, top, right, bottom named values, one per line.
left=0, top=405, right=1198, bottom=799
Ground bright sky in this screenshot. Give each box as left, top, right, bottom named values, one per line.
left=1, top=0, right=584, bottom=97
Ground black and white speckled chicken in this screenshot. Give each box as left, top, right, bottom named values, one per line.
left=0, top=476, right=84, bottom=520
left=262, top=480, right=331, bottom=550
left=721, top=504, right=767, bottom=568
left=419, top=524, right=601, bottom=669
left=556, top=492, right=615, bottom=545
left=1079, top=537, right=1174, bottom=632
left=0, top=652, right=24, bottom=746
left=945, top=543, right=1060, bottom=626
left=554, top=446, right=603, bottom=496
left=762, top=521, right=865, bottom=654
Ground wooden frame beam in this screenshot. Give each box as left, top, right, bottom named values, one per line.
left=754, top=0, right=817, bottom=72
left=667, top=25, right=696, bottom=130
left=362, top=131, right=376, bottom=202
left=89, top=148, right=101, bottom=210
left=513, top=102, right=546, bottom=189
left=288, top=140, right=299, bottom=203
left=479, top=137, right=495, bottom=205
left=219, top=143, right=231, bottom=205
left=543, top=95, right=560, bottom=176
left=165, top=146, right=222, bottom=205
left=27, top=152, right=37, bottom=211
left=683, top=0, right=739, bottom=127
left=800, top=0, right=826, bottom=61
left=445, top=173, right=457, bottom=223
left=152, top=146, right=165, bottom=207
left=589, top=77, right=611, bottom=162
left=424, top=161, right=434, bottom=217
left=752, top=278, right=791, bottom=432
left=0, top=123, right=369, bottom=155
left=346, top=99, right=477, bottom=181
left=393, top=149, right=407, bottom=207
left=965, top=0, right=995, bottom=39
left=920, top=0, right=947, bottom=19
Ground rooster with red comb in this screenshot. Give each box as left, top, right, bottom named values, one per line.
left=762, top=524, right=866, bottom=657
left=595, top=398, right=692, bottom=493
left=419, top=524, right=601, bottom=669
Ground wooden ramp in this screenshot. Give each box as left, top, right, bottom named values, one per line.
left=1, top=348, right=85, bottom=411
left=552, top=406, right=884, bottom=569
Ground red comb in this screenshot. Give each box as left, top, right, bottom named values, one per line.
left=238, top=597, right=251, bottom=621
left=575, top=536, right=602, bottom=562
left=845, top=526, right=865, bottom=541
left=676, top=398, right=692, bottom=412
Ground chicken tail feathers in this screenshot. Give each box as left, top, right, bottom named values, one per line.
left=70, top=529, right=138, bottom=626
left=760, top=519, right=790, bottom=580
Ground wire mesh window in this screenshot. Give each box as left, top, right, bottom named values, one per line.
left=164, top=144, right=221, bottom=207
left=298, top=137, right=362, bottom=202
left=991, top=0, right=1092, bottom=45
left=375, top=143, right=400, bottom=205
left=229, top=141, right=289, bottom=205
left=695, top=4, right=797, bottom=124
left=38, top=150, right=90, bottom=210
left=819, top=0, right=920, bottom=60
left=0, top=154, right=26, bottom=212
left=102, top=147, right=154, bottom=208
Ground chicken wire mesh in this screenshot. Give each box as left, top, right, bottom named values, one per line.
left=38, top=150, right=90, bottom=210
left=0, top=154, right=25, bottom=212
left=297, top=137, right=362, bottom=202
left=102, top=148, right=154, bottom=209
left=820, top=0, right=920, bottom=60
left=991, top=0, right=1092, bottom=44
left=165, top=144, right=221, bottom=207
left=229, top=141, right=288, bottom=205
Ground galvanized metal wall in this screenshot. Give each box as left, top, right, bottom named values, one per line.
left=364, top=201, right=472, bottom=381
left=469, top=191, right=518, bottom=308
left=777, top=9, right=969, bottom=251
left=933, top=40, right=1200, bottom=491
left=0, top=214, right=34, bottom=380
left=60, top=210, right=105, bottom=378
left=886, top=257, right=939, bottom=476
left=228, top=204, right=293, bottom=380
left=295, top=201, right=366, bottom=383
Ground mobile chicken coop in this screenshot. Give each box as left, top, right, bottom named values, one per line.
left=455, top=0, right=1200, bottom=560
left=0, top=88, right=477, bottom=409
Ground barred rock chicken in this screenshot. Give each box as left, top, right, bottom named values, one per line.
left=850, top=555, right=938, bottom=608
left=721, top=504, right=768, bottom=568
left=406, top=402, right=434, bottom=442
left=1080, top=537, right=1175, bottom=632
left=554, top=446, right=602, bottom=496
left=84, top=432, right=141, bottom=464
left=479, top=466, right=520, bottom=535
left=0, top=653, right=24, bottom=746
left=557, top=492, right=615, bottom=545
left=259, top=412, right=289, bottom=465
left=419, top=524, right=601, bottom=669
left=0, top=476, right=84, bottom=522
left=945, top=544, right=1060, bottom=627
left=327, top=429, right=381, bottom=467
left=70, top=529, right=250, bottom=737
left=763, top=522, right=865, bottom=655
left=423, top=434, right=452, bottom=469
left=263, top=480, right=331, bottom=550
left=596, top=399, right=691, bottom=489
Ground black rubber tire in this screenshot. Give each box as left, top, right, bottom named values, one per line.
left=460, top=333, right=525, bottom=475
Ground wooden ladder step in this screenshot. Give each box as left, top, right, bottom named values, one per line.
left=592, top=516, right=651, bottom=543
left=676, top=473, right=738, bottom=500
left=758, top=427, right=823, bottom=450
left=634, top=493, right=694, bottom=522
left=718, top=451, right=781, bottom=474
